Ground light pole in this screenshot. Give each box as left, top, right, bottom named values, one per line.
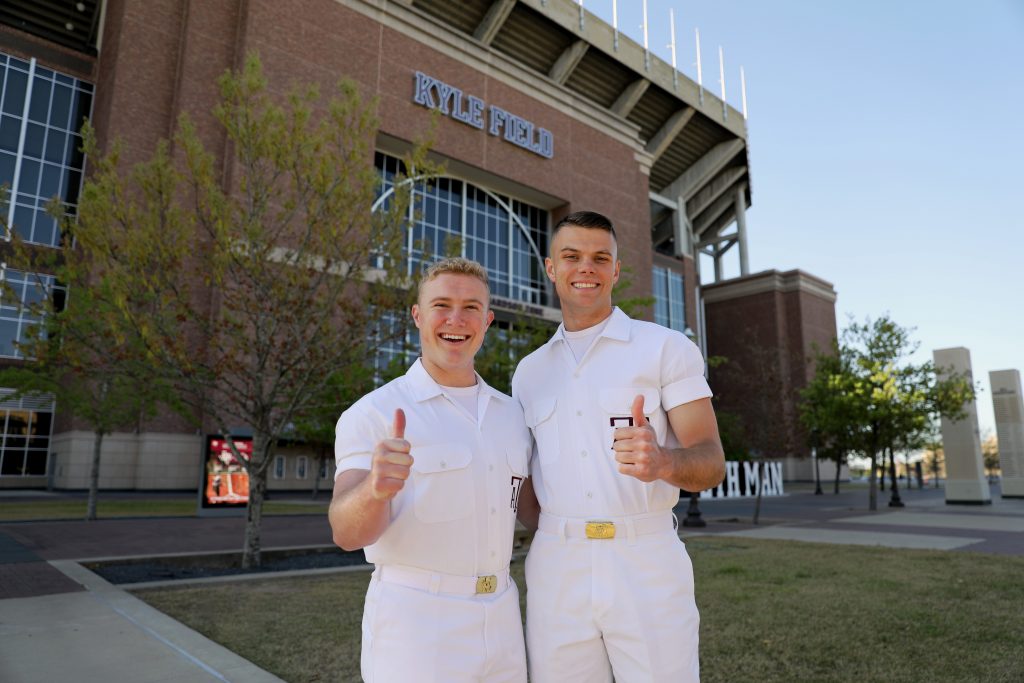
left=681, top=490, right=706, bottom=527
left=812, top=446, right=823, bottom=495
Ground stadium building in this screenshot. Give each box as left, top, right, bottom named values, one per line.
left=0, top=0, right=837, bottom=492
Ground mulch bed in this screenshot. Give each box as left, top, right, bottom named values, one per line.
left=86, top=547, right=368, bottom=584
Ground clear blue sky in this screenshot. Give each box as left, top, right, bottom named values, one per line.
left=586, top=0, right=1024, bottom=438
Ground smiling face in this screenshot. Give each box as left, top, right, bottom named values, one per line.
left=412, top=272, right=494, bottom=387
left=546, top=225, right=621, bottom=331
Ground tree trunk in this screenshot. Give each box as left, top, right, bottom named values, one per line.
left=833, top=456, right=842, bottom=494
left=868, top=453, right=878, bottom=511
left=86, top=430, right=105, bottom=521
left=887, top=446, right=904, bottom=507
left=311, top=445, right=328, bottom=500
left=242, top=433, right=271, bottom=569
left=752, top=459, right=764, bottom=525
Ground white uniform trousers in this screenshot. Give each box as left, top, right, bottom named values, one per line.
left=360, top=569, right=527, bottom=683
left=524, top=518, right=700, bottom=683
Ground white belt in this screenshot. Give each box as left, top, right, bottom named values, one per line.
left=376, top=564, right=511, bottom=597
left=538, top=511, right=676, bottom=540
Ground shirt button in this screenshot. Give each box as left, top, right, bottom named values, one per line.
left=576, top=410, right=582, bottom=416
left=440, top=460, right=447, bottom=469
left=491, top=507, right=496, bottom=515
left=488, top=464, right=494, bottom=471
left=491, top=550, right=496, bottom=557
left=581, top=450, right=587, bottom=458
left=586, top=491, right=593, bottom=499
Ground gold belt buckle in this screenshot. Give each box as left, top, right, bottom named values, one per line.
left=475, top=575, right=497, bottom=594
left=585, top=521, right=616, bottom=539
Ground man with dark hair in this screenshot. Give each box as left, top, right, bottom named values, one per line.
left=331, top=257, right=530, bottom=682
left=513, top=211, right=725, bottom=683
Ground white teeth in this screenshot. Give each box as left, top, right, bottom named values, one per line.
left=572, top=283, right=598, bottom=289
left=441, top=334, right=468, bottom=341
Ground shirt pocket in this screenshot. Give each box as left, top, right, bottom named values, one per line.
left=410, top=443, right=473, bottom=523
left=598, top=387, right=662, bottom=456
left=525, top=397, right=558, bottom=466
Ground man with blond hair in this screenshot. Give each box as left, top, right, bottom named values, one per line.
left=330, top=257, right=530, bottom=682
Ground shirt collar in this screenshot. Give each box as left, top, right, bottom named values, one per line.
left=405, top=358, right=506, bottom=403
left=551, top=306, right=631, bottom=345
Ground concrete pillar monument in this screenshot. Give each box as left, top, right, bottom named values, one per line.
left=933, top=347, right=991, bottom=504
left=989, top=369, right=1024, bottom=498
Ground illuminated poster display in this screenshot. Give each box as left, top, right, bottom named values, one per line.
left=202, top=436, right=253, bottom=507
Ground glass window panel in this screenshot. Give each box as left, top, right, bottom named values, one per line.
left=16, top=158, right=39, bottom=195
left=0, top=115, right=19, bottom=152
left=49, top=84, right=72, bottom=129
left=22, top=122, right=44, bottom=159
left=7, top=411, right=27, bottom=435
left=0, top=150, right=14, bottom=187
left=44, top=130, right=66, bottom=164
left=70, top=90, right=92, bottom=132
left=65, top=133, right=81, bottom=167
left=2, top=69, right=26, bottom=115
left=66, top=132, right=84, bottom=169
left=27, top=78, right=51, bottom=123
left=0, top=320, right=21, bottom=356
left=1, top=450, right=24, bottom=475
left=25, top=450, right=47, bottom=475
left=39, top=163, right=60, bottom=199
left=33, top=212, right=57, bottom=247
left=12, top=204, right=34, bottom=237
left=35, top=66, right=54, bottom=80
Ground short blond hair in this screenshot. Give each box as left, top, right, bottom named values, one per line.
left=417, top=257, right=490, bottom=303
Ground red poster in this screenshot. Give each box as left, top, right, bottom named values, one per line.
left=202, top=436, right=253, bottom=507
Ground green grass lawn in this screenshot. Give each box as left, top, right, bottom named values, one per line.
left=135, top=537, right=1024, bottom=683
left=0, top=498, right=327, bottom=521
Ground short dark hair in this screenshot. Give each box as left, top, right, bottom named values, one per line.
left=552, top=211, right=617, bottom=241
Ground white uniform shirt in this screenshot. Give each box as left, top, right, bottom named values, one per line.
left=512, top=307, right=712, bottom=518
left=335, top=359, right=531, bottom=576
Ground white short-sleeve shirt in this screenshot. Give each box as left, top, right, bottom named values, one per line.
left=335, top=359, right=531, bottom=576
left=512, top=307, right=712, bottom=517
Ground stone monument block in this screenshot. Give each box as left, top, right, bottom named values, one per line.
left=933, top=347, right=990, bottom=504
left=989, top=369, right=1024, bottom=498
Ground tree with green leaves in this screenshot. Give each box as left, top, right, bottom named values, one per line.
left=290, top=363, right=376, bottom=500
left=800, top=316, right=974, bottom=511
left=30, top=54, right=432, bottom=567
left=1, top=190, right=163, bottom=520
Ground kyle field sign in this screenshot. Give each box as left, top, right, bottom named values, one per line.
left=412, top=71, right=554, bottom=159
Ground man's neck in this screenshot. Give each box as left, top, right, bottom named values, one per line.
left=420, top=358, right=477, bottom=388
left=562, top=305, right=614, bottom=332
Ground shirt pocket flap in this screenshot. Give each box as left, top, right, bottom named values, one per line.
left=411, top=443, right=472, bottom=474
left=506, top=443, right=530, bottom=476
left=525, top=397, right=557, bottom=428
left=598, top=387, right=661, bottom=415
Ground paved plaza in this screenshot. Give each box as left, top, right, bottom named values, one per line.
left=0, top=482, right=1021, bottom=682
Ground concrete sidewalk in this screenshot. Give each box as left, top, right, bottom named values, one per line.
left=679, top=481, right=1024, bottom=556
left=0, top=482, right=1021, bottom=682
left=0, top=560, right=283, bottom=683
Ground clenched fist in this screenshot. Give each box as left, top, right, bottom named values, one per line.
left=368, top=408, right=414, bottom=501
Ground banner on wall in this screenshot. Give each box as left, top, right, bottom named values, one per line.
left=699, top=460, right=785, bottom=499
left=200, top=436, right=253, bottom=508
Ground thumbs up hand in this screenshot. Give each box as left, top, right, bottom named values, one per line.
left=612, top=394, right=666, bottom=483
left=369, top=408, right=414, bottom=501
